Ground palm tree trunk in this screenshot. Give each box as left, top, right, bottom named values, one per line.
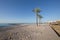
left=36, top=13, right=38, bottom=26
left=39, top=19, right=40, bottom=26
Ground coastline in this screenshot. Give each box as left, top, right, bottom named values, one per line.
left=0, top=24, right=30, bottom=40
left=0, top=24, right=60, bottom=40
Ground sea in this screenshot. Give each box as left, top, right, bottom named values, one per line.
left=0, top=23, right=19, bottom=28
left=0, top=23, right=32, bottom=28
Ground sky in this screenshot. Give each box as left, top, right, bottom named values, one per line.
left=0, top=0, right=60, bottom=23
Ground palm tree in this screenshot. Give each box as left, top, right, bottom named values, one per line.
left=37, top=14, right=43, bottom=24
left=32, top=8, right=41, bottom=26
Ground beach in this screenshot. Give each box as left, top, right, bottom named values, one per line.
left=0, top=24, right=60, bottom=40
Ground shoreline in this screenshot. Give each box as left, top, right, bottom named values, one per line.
left=0, top=24, right=60, bottom=40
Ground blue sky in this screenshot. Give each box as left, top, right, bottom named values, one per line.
left=0, top=0, right=60, bottom=23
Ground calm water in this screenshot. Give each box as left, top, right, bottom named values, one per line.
left=0, top=23, right=18, bottom=28
left=0, top=23, right=32, bottom=28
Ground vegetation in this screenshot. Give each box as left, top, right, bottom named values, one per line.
left=51, top=25, right=60, bottom=36
left=32, top=8, right=42, bottom=26
left=37, top=14, right=43, bottom=24
left=56, top=21, right=60, bottom=25
left=50, top=20, right=60, bottom=36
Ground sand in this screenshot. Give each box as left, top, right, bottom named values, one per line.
left=0, top=24, right=60, bottom=40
